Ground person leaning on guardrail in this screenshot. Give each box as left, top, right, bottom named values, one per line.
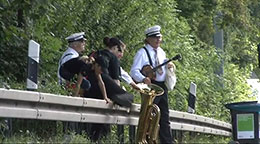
left=57, top=32, right=91, bottom=96
left=57, top=32, right=93, bottom=134
left=113, top=41, right=140, bottom=90
left=79, top=54, right=112, bottom=142
left=80, top=55, right=112, bottom=104
left=87, top=37, right=134, bottom=107
left=84, top=38, right=134, bottom=142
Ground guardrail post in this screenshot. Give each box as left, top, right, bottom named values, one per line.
left=2, top=118, right=12, bottom=138
left=187, top=82, right=197, bottom=139
left=129, top=125, right=136, bottom=144
left=172, top=130, right=183, bottom=143
left=172, top=130, right=177, bottom=142
left=117, top=125, right=124, bottom=144
left=27, top=40, right=40, bottom=91
left=178, top=131, right=183, bottom=143
left=187, top=82, right=196, bottom=114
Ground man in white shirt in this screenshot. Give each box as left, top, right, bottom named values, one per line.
left=130, top=25, right=174, bottom=144
left=57, top=32, right=91, bottom=134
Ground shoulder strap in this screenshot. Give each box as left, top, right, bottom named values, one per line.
left=62, top=53, right=73, bottom=59
left=59, top=53, right=73, bottom=66
left=143, top=47, right=153, bottom=66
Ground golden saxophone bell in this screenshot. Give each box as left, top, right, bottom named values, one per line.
left=136, top=83, right=164, bottom=144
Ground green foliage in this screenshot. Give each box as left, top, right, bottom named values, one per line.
left=173, top=0, right=260, bottom=120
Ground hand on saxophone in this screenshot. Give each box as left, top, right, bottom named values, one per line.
left=130, top=82, right=141, bottom=91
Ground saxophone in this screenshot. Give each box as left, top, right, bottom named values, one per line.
left=136, top=83, right=164, bottom=144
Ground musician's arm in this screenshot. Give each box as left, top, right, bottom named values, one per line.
left=130, top=50, right=147, bottom=83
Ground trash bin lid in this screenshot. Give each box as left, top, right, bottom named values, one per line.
left=225, top=101, right=260, bottom=112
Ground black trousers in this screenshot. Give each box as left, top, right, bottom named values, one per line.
left=152, top=81, right=173, bottom=144
left=88, top=123, right=111, bottom=141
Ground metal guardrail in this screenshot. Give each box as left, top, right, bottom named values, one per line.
left=0, top=88, right=232, bottom=137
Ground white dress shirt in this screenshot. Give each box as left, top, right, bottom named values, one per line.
left=57, top=47, right=79, bottom=84
left=130, top=44, right=167, bottom=82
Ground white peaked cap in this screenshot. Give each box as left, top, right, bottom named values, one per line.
left=145, top=25, right=162, bottom=37
left=66, top=32, right=86, bottom=42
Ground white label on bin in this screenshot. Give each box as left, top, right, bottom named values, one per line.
left=237, top=114, right=254, bottom=139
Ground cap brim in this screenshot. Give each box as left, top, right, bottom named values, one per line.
left=147, top=33, right=162, bottom=37
left=68, top=38, right=86, bottom=43
left=154, top=33, right=162, bottom=37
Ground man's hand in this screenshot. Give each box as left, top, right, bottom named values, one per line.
left=167, top=62, right=176, bottom=70
left=143, top=77, right=151, bottom=85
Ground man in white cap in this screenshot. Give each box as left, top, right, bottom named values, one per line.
left=130, top=25, right=175, bottom=143
left=58, top=32, right=91, bottom=92
left=57, top=32, right=92, bottom=134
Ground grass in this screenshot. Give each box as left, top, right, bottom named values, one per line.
left=0, top=123, right=231, bottom=144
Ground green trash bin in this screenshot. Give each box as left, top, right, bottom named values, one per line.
left=225, top=101, right=260, bottom=144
